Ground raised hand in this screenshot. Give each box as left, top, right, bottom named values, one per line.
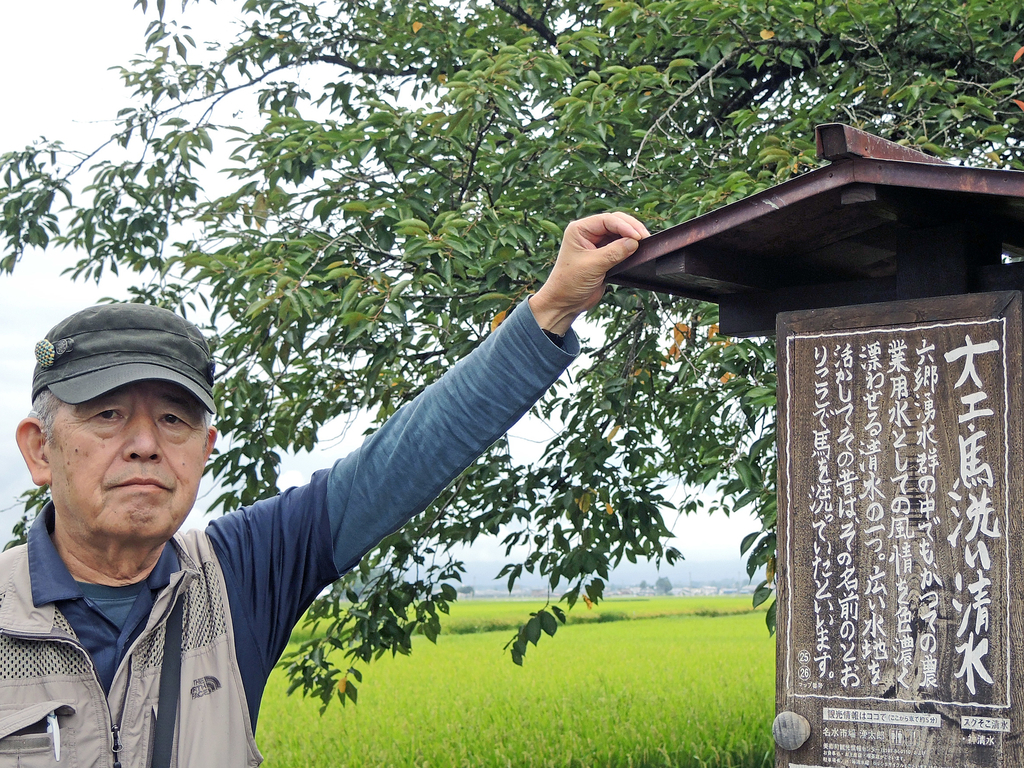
left=528, top=212, right=650, bottom=336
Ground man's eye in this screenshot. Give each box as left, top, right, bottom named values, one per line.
left=163, top=414, right=186, bottom=425
left=98, top=410, right=119, bottom=420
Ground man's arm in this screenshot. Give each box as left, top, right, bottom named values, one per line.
left=211, top=210, right=649, bottom=591
left=206, top=297, right=579, bottom=727
left=328, top=212, right=650, bottom=570
left=327, top=297, right=576, bottom=571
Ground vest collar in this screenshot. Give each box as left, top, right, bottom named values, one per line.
left=1, top=505, right=197, bottom=638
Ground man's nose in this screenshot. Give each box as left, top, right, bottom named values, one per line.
left=123, top=415, right=161, bottom=460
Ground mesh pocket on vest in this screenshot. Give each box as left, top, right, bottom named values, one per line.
left=0, top=595, right=91, bottom=679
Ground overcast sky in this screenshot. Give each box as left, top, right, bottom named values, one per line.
left=0, top=0, right=763, bottom=579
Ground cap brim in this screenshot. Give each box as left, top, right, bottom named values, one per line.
left=46, top=362, right=215, bottom=413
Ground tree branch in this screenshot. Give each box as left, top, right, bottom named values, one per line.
left=630, top=51, right=736, bottom=177
left=591, top=310, right=646, bottom=362
left=315, top=53, right=419, bottom=77
left=687, top=67, right=789, bottom=142
left=458, top=109, right=499, bottom=205
left=491, top=0, right=559, bottom=47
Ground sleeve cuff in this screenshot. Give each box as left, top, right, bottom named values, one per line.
left=506, top=299, right=580, bottom=359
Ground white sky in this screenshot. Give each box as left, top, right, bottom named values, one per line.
left=0, top=0, right=764, bottom=574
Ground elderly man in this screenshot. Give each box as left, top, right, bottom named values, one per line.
left=0, top=213, right=648, bottom=766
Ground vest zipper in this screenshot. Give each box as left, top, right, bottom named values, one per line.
left=108, top=587, right=179, bottom=766
left=111, top=642, right=134, bottom=767
left=111, top=722, right=124, bottom=768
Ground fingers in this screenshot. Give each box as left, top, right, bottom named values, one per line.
left=566, top=212, right=647, bottom=270
left=529, top=211, right=649, bottom=335
left=592, top=234, right=641, bottom=268
left=571, top=212, right=650, bottom=247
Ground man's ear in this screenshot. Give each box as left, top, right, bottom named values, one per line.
left=16, top=418, right=52, bottom=487
left=204, top=427, right=218, bottom=462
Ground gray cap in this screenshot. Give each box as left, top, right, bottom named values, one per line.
left=31, top=304, right=215, bottom=413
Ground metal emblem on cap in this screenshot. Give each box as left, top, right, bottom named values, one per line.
left=34, top=338, right=75, bottom=369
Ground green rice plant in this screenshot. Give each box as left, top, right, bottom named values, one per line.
left=258, top=610, right=775, bottom=768
left=289, top=595, right=764, bottom=644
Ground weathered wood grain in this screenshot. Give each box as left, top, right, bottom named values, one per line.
left=775, top=291, right=1024, bottom=768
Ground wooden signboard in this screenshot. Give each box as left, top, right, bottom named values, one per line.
left=776, top=291, right=1024, bottom=768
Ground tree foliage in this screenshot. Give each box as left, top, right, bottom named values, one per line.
left=2, top=0, right=1022, bottom=708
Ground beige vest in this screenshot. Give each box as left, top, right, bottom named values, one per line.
left=0, top=529, right=263, bottom=767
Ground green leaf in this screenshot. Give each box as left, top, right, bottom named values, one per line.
left=765, top=599, right=777, bottom=636
left=752, top=580, right=772, bottom=608
left=538, top=610, right=558, bottom=636
left=740, top=530, right=760, bottom=556
left=603, top=4, right=634, bottom=29
left=523, top=616, right=542, bottom=646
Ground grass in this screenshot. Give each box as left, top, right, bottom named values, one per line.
left=289, top=595, right=763, bottom=644
left=257, top=598, right=775, bottom=768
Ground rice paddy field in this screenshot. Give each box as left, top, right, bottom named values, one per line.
left=257, top=596, right=776, bottom=768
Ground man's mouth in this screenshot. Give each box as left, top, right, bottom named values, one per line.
left=115, top=478, right=169, bottom=490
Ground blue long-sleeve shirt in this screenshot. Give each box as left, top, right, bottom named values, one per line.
left=27, top=300, right=577, bottom=728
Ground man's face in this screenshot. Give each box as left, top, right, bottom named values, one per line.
left=34, top=380, right=217, bottom=553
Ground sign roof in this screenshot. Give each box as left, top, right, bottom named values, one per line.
left=609, top=124, right=1024, bottom=336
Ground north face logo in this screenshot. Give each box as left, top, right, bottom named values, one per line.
left=191, top=676, right=222, bottom=699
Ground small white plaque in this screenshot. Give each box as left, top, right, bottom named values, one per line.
left=961, top=716, right=1011, bottom=733
left=823, top=707, right=940, bottom=728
